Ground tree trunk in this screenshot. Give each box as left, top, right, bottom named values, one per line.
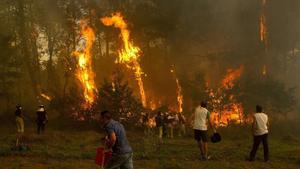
left=16, top=0, right=40, bottom=102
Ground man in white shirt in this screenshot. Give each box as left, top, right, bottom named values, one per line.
left=249, top=105, right=269, bottom=162
left=193, top=101, right=215, bottom=160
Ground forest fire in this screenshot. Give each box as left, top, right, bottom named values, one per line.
left=209, top=66, right=250, bottom=127
left=73, top=20, right=97, bottom=109
left=101, top=13, right=147, bottom=107
left=221, top=66, right=244, bottom=90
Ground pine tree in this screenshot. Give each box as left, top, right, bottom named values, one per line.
left=95, top=70, right=144, bottom=123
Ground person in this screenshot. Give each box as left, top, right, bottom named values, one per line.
left=155, top=111, right=163, bottom=141
left=15, top=105, right=24, bottom=146
left=100, top=110, right=134, bottom=169
left=142, top=112, right=150, bottom=137
left=166, top=112, right=175, bottom=139
left=162, top=112, right=168, bottom=138
left=36, top=105, right=48, bottom=134
left=193, top=101, right=216, bottom=160
left=178, top=113, right=186, bottom=137
left=249, top=105, right=269, bottom=162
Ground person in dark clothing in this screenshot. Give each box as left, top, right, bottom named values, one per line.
left=162, top=112, right=168, bottom=138
left=36, top=105, right=48, bottom=134
left=249, top=105, right=269, bottom=162
left=142, top=112, right=150, bottom=136
left=155, top=111, right=163, bottom=140
left=100, top=110, right=133, bottom=169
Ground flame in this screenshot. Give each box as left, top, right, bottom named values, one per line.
left=73, top=20, right=97, bottom=109
left=101, top=13, right=147, bottom=107
left=40, top=93, right=51, bottom=101
left=148, top=117, right=156, bottom=128
left=221, top=66, right=244, bottom=89
left=208, top=65, right=251, bottom=127
left=260, top=0, right=268, bottom=49
left=170, top=68, right=183, bottom=113
left=210, top=103, right=246, bottom=127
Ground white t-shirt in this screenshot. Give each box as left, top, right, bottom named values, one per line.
left=193, top=106, right=210, bottom=131
left=254, top=113, right=268, bottom=136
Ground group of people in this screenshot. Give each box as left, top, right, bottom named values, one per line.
left=141, top=111, right=186, bottom=139
left=155, top=111, right=186, bottom=139
left=14, top=105, right=48, bottom=146
left=100, top=101, right=269, bottom=169
left=12, top=101, right=269, bottom=169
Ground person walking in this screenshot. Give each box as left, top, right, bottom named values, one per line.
left=100, top=110, right=134, bottom=169
left=249, top=105, right=269, bottom=162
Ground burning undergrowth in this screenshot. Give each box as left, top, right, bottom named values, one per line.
left=207, top=65, right=252, bottom=127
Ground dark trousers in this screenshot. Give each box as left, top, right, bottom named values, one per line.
left=37, top=123, right=45, bottom=134
left=249, top=134, right=269, bottom=161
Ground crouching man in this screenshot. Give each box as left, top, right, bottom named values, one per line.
left=100, top=110, right=134, bottom=169
left=249, top=105, right=269, bottom=162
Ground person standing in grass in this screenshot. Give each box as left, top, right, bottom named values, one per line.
left=15, top=105, right=24, bottom=146
left=193, top=101, right=216, bottom=160
left=249, top=105, right=269, bottom=162
left=178, top=113, right=186, bottom=137
left=36, top=105, right=48, bottom=134
left=155, top=111, right=163, bottom=141
left=100, top=110, right=134, bottom=169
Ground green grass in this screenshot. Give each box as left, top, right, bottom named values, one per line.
left=0, top=124, right=299, bottom=169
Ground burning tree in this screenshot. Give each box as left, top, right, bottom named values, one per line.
left=94, top=71, right=144, bottom=123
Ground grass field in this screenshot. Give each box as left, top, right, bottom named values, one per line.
left=0, top=121, right=299, bottom=169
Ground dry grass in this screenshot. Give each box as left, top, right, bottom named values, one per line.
left=0, top=123, right=299, bottom=169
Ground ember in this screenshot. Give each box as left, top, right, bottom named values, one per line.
left=40, top=93, right=51, bottom=101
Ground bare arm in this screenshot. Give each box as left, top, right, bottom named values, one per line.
left=106, top=132, right=117, bottom=149
left=267, top=117, right=270, bottom=131
left=207, top=111, right=216, bottom=132
left=252, top=117, right=256, bottom=135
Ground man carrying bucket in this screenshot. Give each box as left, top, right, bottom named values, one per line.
left=99, top=110, right=134, bottom=169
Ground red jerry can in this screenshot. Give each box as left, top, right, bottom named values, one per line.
left=95, top=147, right=112, bottom=168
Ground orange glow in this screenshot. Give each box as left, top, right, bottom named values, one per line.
left=262, top=65, right=267, bottom=75
left=73, top=20, right=97, bottom=109
left=221, top=66, right=244, bottom=90
left=260, top=0, right=268, bottom=48
left=149, top=101, right=157, bottom=111
left=40, top=93, right=51, bottom=101
left=148, top=117, right=156, bottom=128
left=260, top=14, right=267, bottom=45
left=101, top=13, right=147, bottom=107
left=210, top=103, right=246, bottom=127
left=208, top=65, right=251, bottom=127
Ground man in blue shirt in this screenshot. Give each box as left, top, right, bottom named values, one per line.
left=100, top=110, right=134, bottom=169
